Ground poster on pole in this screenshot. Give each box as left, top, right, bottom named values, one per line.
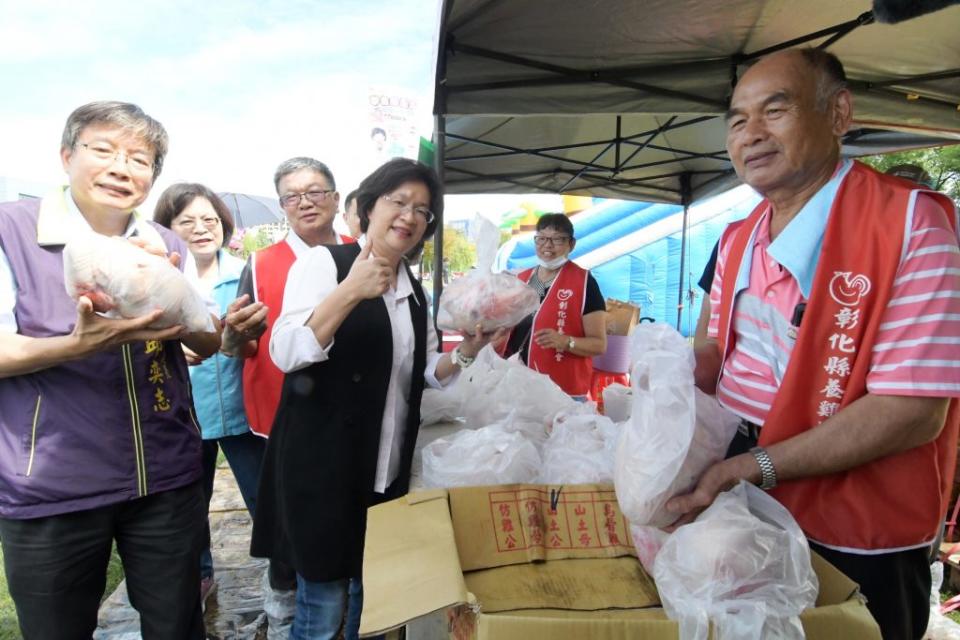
left=366, top=88, right=422, bottom=172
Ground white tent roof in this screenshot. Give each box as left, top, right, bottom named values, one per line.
left=432, top=0, right=960, bottom=204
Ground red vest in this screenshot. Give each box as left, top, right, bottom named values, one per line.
left=518, top=261, right=594, bottom=396
left=718, top=161, right=959, bottom=551
left=243, top=234, right=356, bottom=436
left=243, top=240, right=296, bottom=437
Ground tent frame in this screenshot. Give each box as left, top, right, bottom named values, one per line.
left=430, top=3, right=960, bottom=324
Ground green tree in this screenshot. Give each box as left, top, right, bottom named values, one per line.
left=860, top=145, right=960, bottom=201
left=421, top=226, right=477, bottom=275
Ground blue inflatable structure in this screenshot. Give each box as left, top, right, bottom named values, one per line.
left=498, top=187, right=762, bottom=336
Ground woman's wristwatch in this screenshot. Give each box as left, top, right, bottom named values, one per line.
left=450, top=344, right=475, bottom=369
left=566, top=336, right=576, bottom=352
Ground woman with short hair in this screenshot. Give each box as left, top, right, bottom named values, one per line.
left=501, top=213, right=607, bottom=399
left=154, top=182, right=268, bottom=605
left=253, top=158, right=503, bottom=640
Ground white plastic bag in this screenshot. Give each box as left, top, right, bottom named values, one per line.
left=539, top=412, right=619, bottom=484
left=436, top=216, right=539, bottom=332
left=614, top=324, right=739, bottom=528
left=925, top=561, right=960, bottom=639
left=653, top=481, right=819, bottom=640
left=63, top=230, right=212, bottom=332
left=419, top=387, right=463, bottom=426
left=630, top=523, right=668, bottom=575
left=455, top=344, right=584, bottom=432
left=602, top=383, right=632, bottom=423
left=420, top=412, right=542, bottom=488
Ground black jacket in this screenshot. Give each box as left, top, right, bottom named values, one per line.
left=251, top=243, right=428, bottom=581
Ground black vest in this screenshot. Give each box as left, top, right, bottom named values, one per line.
left=251, top=243, right=428, bottom=581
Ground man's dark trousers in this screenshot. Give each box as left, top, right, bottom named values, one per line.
left=0, top=481, right=206, bottom=640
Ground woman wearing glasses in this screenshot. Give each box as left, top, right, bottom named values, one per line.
left=501, top=213, right=607, bottom=399
left=252, top=159, right=501, bottom=640
left=154, top=183, right=268, bottom=605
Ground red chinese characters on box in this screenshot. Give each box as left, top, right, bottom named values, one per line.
left=487, top=488, right=631, bottom=554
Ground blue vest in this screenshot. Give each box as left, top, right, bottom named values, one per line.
left=189, top=250, right=253, bottom=439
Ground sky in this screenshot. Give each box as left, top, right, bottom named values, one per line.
left=0, top=0, right=551, bottom=223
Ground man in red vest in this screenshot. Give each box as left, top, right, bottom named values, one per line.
left=666, top=49, right=960, bottom=639
left=228, top=157, right=354, bottom=438
left=224, top=157, right=354, bottom=635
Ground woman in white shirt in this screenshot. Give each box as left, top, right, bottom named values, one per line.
left=251, top=158, right=501, bottom=640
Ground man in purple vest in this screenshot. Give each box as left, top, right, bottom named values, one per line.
left=0, top=101, right=220, bottom=639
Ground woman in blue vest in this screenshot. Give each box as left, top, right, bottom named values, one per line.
left=155, top=183, right=268, bottom=606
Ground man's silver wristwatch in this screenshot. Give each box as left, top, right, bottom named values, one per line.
left=749, top=446, right=778, bottom=490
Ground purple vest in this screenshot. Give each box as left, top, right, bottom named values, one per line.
left=0, top=198, right=202, bottom=519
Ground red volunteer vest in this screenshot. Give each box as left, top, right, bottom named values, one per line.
left=517, top=261, right=593, bottom=396
left=243, top=240, right=296, bottom=437
left=243, top=234, right=356, bottom=436
left=718, top=161, right=959, bottom=551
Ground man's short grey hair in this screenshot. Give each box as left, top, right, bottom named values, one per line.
left=61, top=101, right=169, bottom=180
left=798, top=48, right=848, bottom=112
left=273, top=157, right=337, bottom=194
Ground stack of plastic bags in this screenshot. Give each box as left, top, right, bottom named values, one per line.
left=421, top=411, right=543, bottom=488
left=421, top=344, right=584, bottom=433
left=539, top=412, right=619, bottom=484
left=421, top=406, right=622, bottom=489
left=63, top=230, right=212, bottom=332
left=436, top=216, right=539, bottom=333
left=420, top=341, right=623, bottom=487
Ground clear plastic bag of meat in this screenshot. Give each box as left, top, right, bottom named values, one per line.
left=63, top=230, right=213, bottom=332
left=653, top=481, right=818, bottom=640
left=436, top=216, right=539, bottom=333
left=614, top=323, right=740, bottom=528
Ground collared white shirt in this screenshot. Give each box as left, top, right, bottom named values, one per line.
left=283, top=229, right=314, bottom=259
left=270, top=238, right=447, bottom=492
left=0, top=188, right=213, bottom=333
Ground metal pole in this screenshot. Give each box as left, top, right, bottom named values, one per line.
left=676, top=173, right=692, bottom=331
left=433, top=113, right=446, bottom=322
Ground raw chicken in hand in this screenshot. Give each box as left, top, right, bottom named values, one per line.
left=63, top=231, right=213, bottom=333
left=437, top=271, right=539, bottom=333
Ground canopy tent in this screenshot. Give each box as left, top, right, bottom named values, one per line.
left=431, top=0, right=960, bottom=205
left=428, top=0, right=960, bottom=324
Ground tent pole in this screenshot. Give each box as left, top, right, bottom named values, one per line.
left=676, top=173, right=692, bottom=331
left=433, top=113, right=446, bottom=322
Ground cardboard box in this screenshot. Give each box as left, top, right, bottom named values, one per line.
left=605, top=299, right=640, bottom=336
left=361, top=484, right=881, bottom=639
